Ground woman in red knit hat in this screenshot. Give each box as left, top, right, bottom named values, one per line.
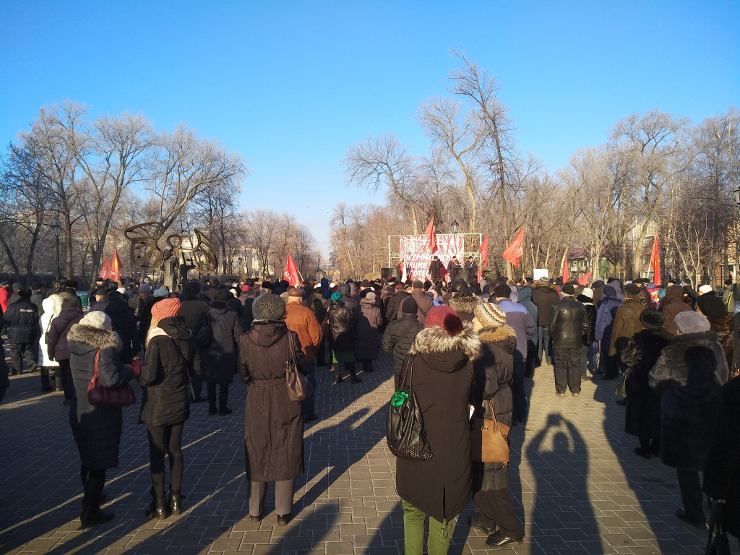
left=139, top=297, right=191, bottom=520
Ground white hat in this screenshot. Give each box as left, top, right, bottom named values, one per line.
left=79, top=311, right=112, bottom=330
left=581, top=287, right=594, bottom=299
left=698, top=285, right=713, bottom=295
left=329, top=282, right=336, bottom=288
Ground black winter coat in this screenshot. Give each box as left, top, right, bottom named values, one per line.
left=68, top=324, right=135, bottom=470
left=239, top=322, right=304, bottom=482
left=139, top=318, right=190, bottom=427
left=96, top=293, right=140, bottom=362
left=395, top=325, right=481, bottom=523
left=650, top=332, right=729, bottom=471
left=703, top=378, right=740, bottom=537
left=549, top=296, right=588, bottom=349
left=385, top=291, right=409, bottom=323
left=623, top=328, right=672, bottom=438
left=201, top=306, right=241, bottom=384
left=580, top=300, right=597, bottom=345
left=472, top=325, right=516, bottom=492
left=47, top=306, right=84, bottom=361
left=328, top=301, right=356, bottom=352
left=382, top=314, right=423, bottom=375
left=179, top=299, right=210, bottom=375
left=355, top=299, right=382, bottom=360
left=3, top=298, right=39, bottom=344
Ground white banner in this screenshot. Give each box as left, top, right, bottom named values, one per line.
left=399, top=234, right=465, bottom=280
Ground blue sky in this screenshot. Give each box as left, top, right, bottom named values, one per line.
left=1, top=1, right=738, bottom=256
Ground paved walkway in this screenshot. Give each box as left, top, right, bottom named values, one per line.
left=0, top=352, right=708, bottom=554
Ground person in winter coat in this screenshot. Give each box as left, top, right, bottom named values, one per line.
left=650, top=311, right=729, bottom=529
left=531, top=279, right=560, bottom=366
left=697, top=292, right=734, bottom=370
left=464, top=256, right=479, bottom=284
left=578, top=287, right=598, bottom=377
left=382, top=297, right=424, bottom=387
left=139, top=298, right=190, bottom=520
left=490, top=284, right=535, bottom=422
left=396, top=306, right=481, bottom=555
left=355, top=292, right=382, bottom=374
left=447, top=283, right=482, bottom=323
left=3, top=288, right=40, bottom=375
left=38, top=295, right=62, bottom=392
left=518, top=287, right=539, bottom=378
left=429, top=256, right=444, bottom=282
left=67, top=311, right=138, bottom=528
left=95, top=289, right=140, bottom=363
left=30, top=282, right=45, bottom=316
left=608, top=283, right=646, bottom=365
left=447, top=256, right=463, bottom=282
left=179, top=282, right=211, bottom=403
left=595, top=285, right=623, bottom=379
left=239, top=294, right=305, bottom=526
left=285, top=287, right=323, bottom=421
left=328, top=292, right=360, bottom=384
left=404, top=281, right=433, bottom=323
left=47, top=295, right=84, bottom=404
left=660, top=284, right=692, bottom=336
left=549, top=284, right=588, bottom=395
left=703, top=373, right=740, bottom=542
left=469, top=302, right=524, bottom=547
left=201, top=289, right=241, bottom=415
left=385, top=283, right=410, bottom=323
left=623, top=310, right=672, bottom=458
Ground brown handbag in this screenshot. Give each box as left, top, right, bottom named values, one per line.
left=470, top=399, right=510, bottom=463
left=285, top=331, right=314, bottom=402
left=87, top=350, right=136, bottom=407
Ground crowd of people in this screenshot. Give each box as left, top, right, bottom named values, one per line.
left=0, top=271, right=738, bottom=552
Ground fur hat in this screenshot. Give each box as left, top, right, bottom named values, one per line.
left=412, top=280, right=424, bottom=289
left=561, top=283, right=576, bottom=295
left=365, top=291, right=376, bottom=302
left=424, top=306, right=464, bottom=336
left=697, top=293, right=728, bottom=320
left=252, top=293, right=286, bottom=321
left=401, top=297, right=418, bottom=314
left=493, top=284, right=512, bottom=298
left=79, top=310, right=112, bottom=330
left=581, top=287, right=594, bottom=299
left=153, top=286, right=169, bottom=298
left=639, top=309, right=664, bottom=329
left=698, top=285, right=713, bottom=295
left=625, top=283, right=641, bottom=297
left=474, top=302, right=508, bottom=329
left=287, top=287, right=303, bottom=297
left=151, top=298, right=181, bottom=321
left=675, top=311, right=710, bottom=334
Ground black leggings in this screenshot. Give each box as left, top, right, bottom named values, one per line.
left=207, top=383, right=229, bottom=411
left=146, top=423, right=184, bottom=502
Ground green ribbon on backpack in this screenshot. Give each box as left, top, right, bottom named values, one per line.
left=391, top=390, right=409, bottom=408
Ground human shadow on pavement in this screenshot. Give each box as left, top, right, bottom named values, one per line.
left=525, top=412, right=603, bottom=554
left=591, top=377, right=707, bottom=554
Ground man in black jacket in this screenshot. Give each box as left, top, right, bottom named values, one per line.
left=550, top=284, right=588, bottom=396
left=385, top=283, right=409, bottom=323
left=531, top=278, right=560, bottom=366
left=382, top=297, right=423, bottom=387
left=179, top=282, right=211, bottom=402
left=428, top=256, right=444, bottom=282
left=3, top=289, right=40, bottom=375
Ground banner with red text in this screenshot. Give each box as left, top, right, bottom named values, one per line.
left=399, top=234, right=465, bottom=281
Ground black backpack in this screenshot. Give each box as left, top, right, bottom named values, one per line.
left=386, top=358, right=432, bottom=460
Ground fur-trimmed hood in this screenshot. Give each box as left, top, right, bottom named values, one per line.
left=478, top=324, right=517, bottom=354
left=68, top=324, right=121, bottom=351
left=409, top=323, right=481, bottom=360
left=447, top=295, right=482, bottom=315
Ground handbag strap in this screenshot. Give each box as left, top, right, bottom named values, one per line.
left=286, top=330, right=298, bottom=368
left=400, top=357, right=414, bottom=389
left=90, top=350, right=101, bottom=387
left=486, top=398, right=498, bottom=424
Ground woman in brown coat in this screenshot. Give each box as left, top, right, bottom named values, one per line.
left=396, top=306, right=480, bottom=554
left=660, top=285, right=692, bottom=336
left=239, top=294, right=304, bottom=526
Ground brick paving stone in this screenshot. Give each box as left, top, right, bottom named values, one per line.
left=0, top=350, right=711, bottom=554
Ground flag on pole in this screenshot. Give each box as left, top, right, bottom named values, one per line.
left=99, top=257, right=112, bottom=280
left=110, top=249, right=123, bottom=283
left=577, top=272, right=592, bottom=286
left=649, top=233, right=661, bottom=286
left=562, top=250, right=570, bottom=283
left=282, top=253, right=302, bottom=287
left=426, top=217, right=437, bottom=253
left=478, top=234, right=489, bottom=282
left=502, top=228, right=525, bottom=268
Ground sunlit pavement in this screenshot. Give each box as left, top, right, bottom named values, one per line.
left=0, top=350, right=707, bottom=554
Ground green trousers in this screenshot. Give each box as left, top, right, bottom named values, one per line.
left=402, top=500, right=455, bottom=555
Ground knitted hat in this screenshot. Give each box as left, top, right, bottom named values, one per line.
left=697, top=294, right=728, bottom=319
left=153, top=286, right=169, bottom=298
left=625, top=283, right=641, bottom=297
left=401, top=297, right=418, bottom=314
left=252, top=293, right=286, bottom=321
left=639, top=309, right=664, bottom=329
left=493, top=284, right=512, bottom=298
left=424, top=306, right=464, bottom=336
left=561, top=283, right=576, bottom=295
left=365, top=291, right=377, bottom=303
left=581, top=287, right=594, bottom=299
left=675, top=311, right=710, bottom=334
left=151, top=298, right=181, bottom=321
left=474, top=302, right=508, bottom=329
left=79, top=311, right=112, bottom=330
left=287, top=287, right=303, bottom=297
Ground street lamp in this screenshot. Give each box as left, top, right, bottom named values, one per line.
left=451, top=219, right=460, bottom=234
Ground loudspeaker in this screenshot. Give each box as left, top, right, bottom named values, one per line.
left=381, top=267, right=400, bottom=282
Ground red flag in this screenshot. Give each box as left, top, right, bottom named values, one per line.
left=649, top=234, right=661, bottom=286
left=282, top=253, right=302, bottom=287
left=577, top=272, right=592, bottom=286
left=426, top=217, right=437, bottom=253
left=562, top=250, right=570, bottom=283
left=502, top=228, right=525, bottom=268
left=110, top=249, right=123, bottom=283
left=478, top=234, right=489, bottom=282
left=99, top=257, right=111, bottom=280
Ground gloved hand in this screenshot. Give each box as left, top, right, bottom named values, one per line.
left=130, top=358, right=142, bottom=378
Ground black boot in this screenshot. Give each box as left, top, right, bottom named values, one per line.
left=80, top=473, right=114, bottom=529
left=146, top=489, right=169, bottom=520
left=169, top=493, right=182, bottom=516
left=40, top=368, right=53, bottom=392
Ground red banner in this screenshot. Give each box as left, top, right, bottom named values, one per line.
left=99, top=257, right=112, bottom=280
left=283, top=253, right=302, bottom=287
left=502, top=228, right=525, bottom=268
left=110, top=249, right=122, bottom=283
left=577, top=272, right=592, bottom=286
left=478, top=234, right=489, bottom=282
left=425, top=217, right=437, bottom=254
left=562, top=250, right=570, bottom=283
left=649, top=234, right=661, bottom=286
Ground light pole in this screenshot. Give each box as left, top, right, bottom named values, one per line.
left=451, top=219, right=460, bottom=234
